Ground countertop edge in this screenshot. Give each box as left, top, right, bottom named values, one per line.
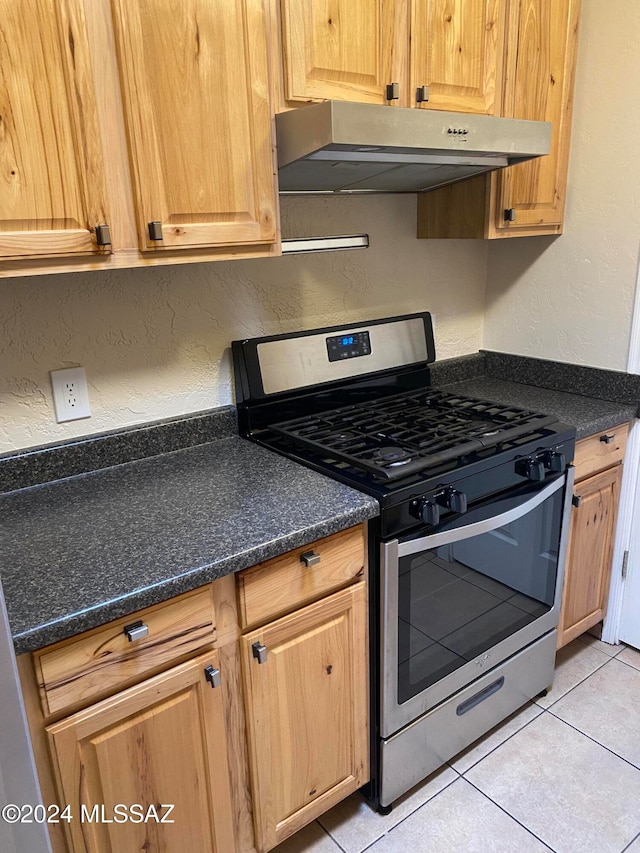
left=12, top=498, right=379, bottom=656
left=570, top=407, right=638, bottom=440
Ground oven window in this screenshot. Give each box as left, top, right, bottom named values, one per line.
left=397, top=488, right=563, bottom=704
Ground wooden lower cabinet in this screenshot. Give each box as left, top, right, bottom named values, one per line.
left=46, top=650, right=235, bottom=853
left=19, top=524, right=369, bottom=853
left=242, top=583, right=368, bottom=853
left=558, top=464, right=623, bottom=648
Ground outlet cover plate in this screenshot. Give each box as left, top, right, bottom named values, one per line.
left=50, top=367, right=91, bottom=422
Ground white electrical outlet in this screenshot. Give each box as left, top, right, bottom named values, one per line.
left=50, top=367, right=91, bottom=423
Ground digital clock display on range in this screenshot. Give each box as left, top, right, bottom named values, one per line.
left=326, top=331, right=371, bottom=362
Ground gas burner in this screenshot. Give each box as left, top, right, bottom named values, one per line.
left=375, top=446, right=412, bottom=464
left=269, top=388, right=558, bottom=481
left=332, top=431, right=359, bottom=442
left=466, top=420, right=505, bottom=437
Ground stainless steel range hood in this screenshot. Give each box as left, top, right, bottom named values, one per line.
left=276, top=101, right=551, bottom=195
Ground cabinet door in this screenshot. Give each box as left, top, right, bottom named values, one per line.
left=493, top=0, right=580, bottom=234
left=0, top=0, right=110, bottom=260
left=242, top=584, right=368, bottom=853
left=278, top=0, right=408, bottom=106
left=411, top=0, right=507, bottom=113
left=47, top=651, right=234, bottom=853
left=558, top=465, right=622, bottom=649
left=110, top=0, right=276, bottom=252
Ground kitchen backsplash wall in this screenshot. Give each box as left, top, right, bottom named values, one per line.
left=0, top=195, right=487, bottom=453
left=484, top=0, right=640, bottom=372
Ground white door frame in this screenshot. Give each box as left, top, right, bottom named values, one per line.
left=601, top=246, right=640, bottom=644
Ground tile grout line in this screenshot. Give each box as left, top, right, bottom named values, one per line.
left=575, top=635, right=626, bottom=658
left=612, top=655, right=640, bottom=674
left=621, top=829, right=640, bottom=852
left=316, top=819, right=349, bottom=853
left=533, top=649, right=613, bottom=711
left=546, top=707, right=640, bottom=775
left=452, top=703, right=544, bottom=776
left=462, top=777, right=557, bottom=852
left=357, top=774, right=462, bottom=853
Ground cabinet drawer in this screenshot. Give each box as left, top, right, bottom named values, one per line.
left=35, top=587, right=216, bottom=717
left=237, top=525, right=366, bottom=628
left=573, top=423, right=629, bottom=481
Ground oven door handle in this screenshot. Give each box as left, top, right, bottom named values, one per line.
left=397, top=471, right=572, bottom=559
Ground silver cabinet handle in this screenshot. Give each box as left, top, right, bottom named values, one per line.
left=300, top=550, right=321, bottom=567
left=386, top=82, right=399, bottom=100
left=416, top=85, right=430, bottom=103
left=95, top=224, right=111, bottom=246
left=204, top=665, right=221, bottom=688
left=252, top=642, right=267, bottom=664
left=600, top=434, right=615, bottom=444
left=148, top=220, right=163, bottom=241
left=123, top=620, right=149, bottom=642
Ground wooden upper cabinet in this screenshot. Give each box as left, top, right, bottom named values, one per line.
left=411, top=0, right=507, bottom=114
left=416, top=0, right=580, bottom=238
left=0, top=0, right=110, bottom=261
left=275, top=0, right=409, bottom=108
left=110, top=0, right=277, bottom=252
left=47, top=651, right=235, bottom=853
left=493, top=0, right=580, bottom=234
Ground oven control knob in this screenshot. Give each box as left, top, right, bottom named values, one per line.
left=411, top=499, right=441, bottom=526
left=516, top=457, right=546, bottom=481
left=436, top=488, right=468, bottom=515
left=546, top=451, right=566, bottom=472
left=447, top=489, right=468, bottom=514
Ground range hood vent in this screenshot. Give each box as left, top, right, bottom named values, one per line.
left=276, top=101, right=551, bottom=195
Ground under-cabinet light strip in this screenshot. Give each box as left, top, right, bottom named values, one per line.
left=281, top=234, right=369, bottom=254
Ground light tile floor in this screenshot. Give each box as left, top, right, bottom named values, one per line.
left=274, top=635, right=640, bottom=853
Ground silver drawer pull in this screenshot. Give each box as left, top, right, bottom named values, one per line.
left=148, top=220, right=163, bottom=241
left=600, top=434, right=615, bottom=444
left=204, top=665, right=221, bottom=689
left=252, top=642, right=267, bottom=664
left=456, top=676, right=505, bottom=716
left=300, top=550, right=321, bottom=567
left=123, top=620, right=149, bottom=642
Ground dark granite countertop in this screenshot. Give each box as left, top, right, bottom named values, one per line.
left=1, top=435, right=378, bottom=654
left=430, top=351, right=639, bottom=438
left=434, top=375, right=637, bottom=439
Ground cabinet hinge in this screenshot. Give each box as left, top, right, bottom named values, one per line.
left=622, top=550, right=630, bottom=579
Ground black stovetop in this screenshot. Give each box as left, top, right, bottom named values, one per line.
left=268, top=387, right=557, bottom=483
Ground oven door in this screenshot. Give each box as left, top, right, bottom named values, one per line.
left=380, top=468, right=574, bottom=738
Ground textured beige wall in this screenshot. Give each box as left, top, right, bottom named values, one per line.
left=484, top=0, right=640, bottom=370
left=0, top=195, right=487, bottom=453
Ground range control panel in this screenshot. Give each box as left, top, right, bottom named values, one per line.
left=326, top=331, right=371, bottom=362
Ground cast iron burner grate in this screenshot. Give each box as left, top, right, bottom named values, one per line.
left=269, top=388, right=557, bottom=481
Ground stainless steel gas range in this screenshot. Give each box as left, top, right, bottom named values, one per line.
left=232, top=312, right=575, bottom=812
